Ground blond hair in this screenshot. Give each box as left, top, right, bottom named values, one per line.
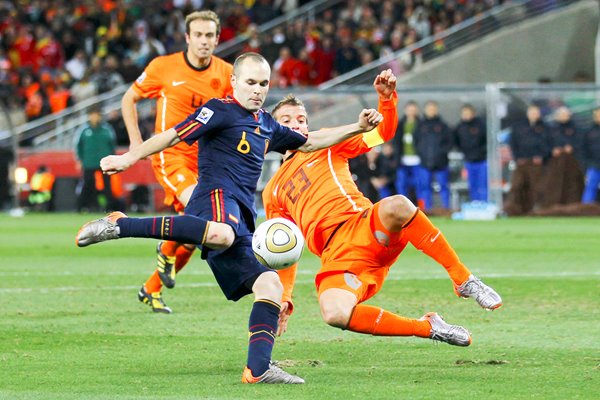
left=272, top=94, right=306, bottom=119
left=185, top=10, right=221, bottom=35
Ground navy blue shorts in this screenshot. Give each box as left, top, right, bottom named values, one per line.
left=185, top=188, right=270, bottom=301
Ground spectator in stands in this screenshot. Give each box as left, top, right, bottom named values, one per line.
left=48, top=77, right=73, bottom=114
left=34, top=26, right=64, bottom=71
left=372, top=142, right=397, bottom=199
left=91, top=55, right=124, bottom=94
left=106, top=109, right=129, bottom=147
left=504, top=105, right=551, bottom=216
left=349, top=150, right=380, bottom=203
left=65, top=49, right=88, bottom=81
left=20, top=72, right=50, bottom=121
left=259, top=32, right=281, bottom=65
left=70, top=70, right=97, bottom=103
left=28, top=165, right=55, bottom=211
left=273, top=46, right=297, bottom=88
left=415, top=101, right=453, bottom=210
left=393, top=101, right=423, bottom=208
left=75, top=107, right=117, bottom=213
left=541, top=106, right=585, bottom=207
left=249, top=0, right=282, bottom=25
left=582, top=107, right=600, bottom=204
left=453, top=104, right=488, bottom=202
left=309, top=36, right=336, bottom=84
left=335, top=36, right=361, bottom=75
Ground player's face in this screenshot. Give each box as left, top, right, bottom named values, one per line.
left=274, top=105, right=308, bottom=134
left=461, top=107, right=474, bottom=121
left=527, top=106, right=541, bottom=122
left=186, top=19, right=219, bottom=62
left=231, top=59, right=271, bottom=112
left=424, top=103, right=438, bottom=118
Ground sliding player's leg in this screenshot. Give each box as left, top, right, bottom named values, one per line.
left=379, top=195, right=502, bottom=310
left=316, top=204, right=470, bottom=346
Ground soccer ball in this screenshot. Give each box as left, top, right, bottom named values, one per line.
left=252, top=218, right=305, bottom=270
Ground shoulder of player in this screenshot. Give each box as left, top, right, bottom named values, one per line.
left=210, top=55, right=233, bottom=71
left=146, top=52, right=183, bottom=69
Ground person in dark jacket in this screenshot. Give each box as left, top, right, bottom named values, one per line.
left=582, top=107, right=600, bottom=203
left=454, top=104, right=487, bottom=202
left=392, top=101, right=423, bottom=206
left=75, top=107, right=117, bottom=212
left=504, top=105, right=551, bottom=215
left=541, top=106, right=585, bottom=207
left=415, top=101, right=452, bottom=210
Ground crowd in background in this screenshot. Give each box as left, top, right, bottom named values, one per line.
left=349, top=101, right=600, bottom=213
left=0, top=0, right=505, bottom=121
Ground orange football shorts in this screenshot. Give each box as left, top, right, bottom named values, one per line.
left=316, top=202, right=408, bottom=303
left=151, top=154, right=198, bottom=213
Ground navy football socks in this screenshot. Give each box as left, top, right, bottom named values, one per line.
left=247, top=299, right=280, bottom=377
left=117, top=215, right=209, bottom=244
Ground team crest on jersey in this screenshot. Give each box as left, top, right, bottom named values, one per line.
left=195, top=107, right=214, bottom=124
left=210, top=78, right=221, bottom=90
left=136, top=72, right=147, bottom=85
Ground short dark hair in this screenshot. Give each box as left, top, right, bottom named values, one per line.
left=272, top=94, right=306, bottom=119
left=233, top=52, right=269, bottom=76
left=88, top=105, right=102, bottom=115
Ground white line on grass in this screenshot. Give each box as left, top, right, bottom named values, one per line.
left=1, top=271, right=598, bottom=293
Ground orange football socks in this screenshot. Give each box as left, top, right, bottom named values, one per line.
left=144, top=242, right=195, bottom=294
left=401, top=210, right=471, bottom=286
left=144, top=270, right=162, bottom=294
left=347, top=304, right=431, bottom=337
left=174, top=245, right=194, bottom=273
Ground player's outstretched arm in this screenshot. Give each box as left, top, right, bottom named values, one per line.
left=101, top=128, right=181, bottom=174
left=297, top=109, right=383, bottom=152
left=121, top=87, right=145, bottom=152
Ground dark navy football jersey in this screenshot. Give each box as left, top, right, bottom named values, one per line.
left=174, top=97, right=307, bottom=210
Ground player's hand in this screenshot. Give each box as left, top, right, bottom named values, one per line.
left=277, top=301, right=293, bottom=336
left=373, top=69, right=397, bottom=100
left=100, top=154, right=133, bottom=175
left=358, top=109, right=383, bottom=131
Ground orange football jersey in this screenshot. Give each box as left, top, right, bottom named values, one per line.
left=263, top=95, right=398, bottom=256
left=132, top=52, right=233, bottom=165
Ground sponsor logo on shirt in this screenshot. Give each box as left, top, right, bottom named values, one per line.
left=195, top=107, right=214, bottom=124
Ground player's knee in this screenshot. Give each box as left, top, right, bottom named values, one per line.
left=380, top=195, right=416, bottom=226
left=253, top=271, right=283, bottom=302
left=320, top=300, right=352, bottom=329
left=205, top=223, right=235, bottom=250
left=182, top=243, right=196, bottom=251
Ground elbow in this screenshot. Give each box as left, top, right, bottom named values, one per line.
left=298, top=139, right=319, bottom=153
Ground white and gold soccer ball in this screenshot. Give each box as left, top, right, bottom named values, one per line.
left=252, top=218, right=305, bottom=270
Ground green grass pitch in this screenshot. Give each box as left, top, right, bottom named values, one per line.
left=1, top=213, right=598, bottom=399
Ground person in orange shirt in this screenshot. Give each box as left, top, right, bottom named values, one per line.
left=263, top=69, right=502, bottom=346
left=121, top=10, right=233, bottom=313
